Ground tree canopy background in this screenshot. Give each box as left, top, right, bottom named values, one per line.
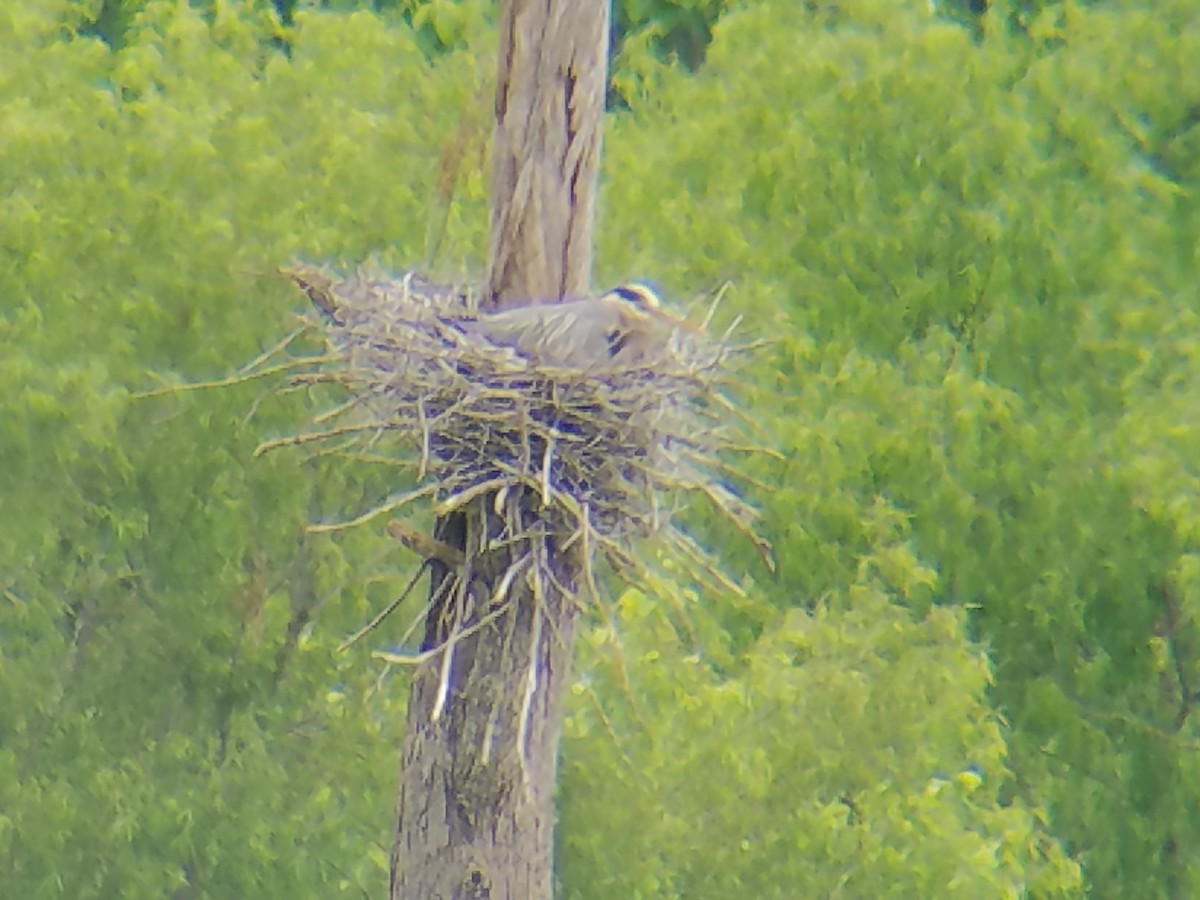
left=2, top=0, right=1196, bottom=896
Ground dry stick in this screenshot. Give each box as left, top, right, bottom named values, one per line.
left=312, top=395, right=369, bottom=426
left=692, top=481, right=776, bottom=573
left=287, top=426, right=377, bottom=460
left=476, top=546, right=527, bottom=772
left=135, top=353, right=336, bottom=400
left=340, top=517, right=469, bottom=652
left=708, top=387, right=774, bottom=443
left=310, top=434, right=391, bottom=461
left=396, top=576, right=456, bottom=649
left=490, top=460, right=567, bottom=500
left=254, top=422, right=391, bottom=458
left=576, top=503, right=606, bottom=613
left=242, top=383, right=279, bottom=426
left=387, top=520, right=467, bottom=567
left=698, top=281, right=732, bottom=332
left=239, top=324, right=314, bottom=374
left=429, top=570, right=476, bottom=724
left=416, top=397, right=431, bottom=480
left=489, top=552, right=533, bottom=608
left=682, top=449, right=782, bottom=492
left=493, top=483, right=512, bottom=516
left=233, top=329, right=329, bottom=423
left=306, top=484, right=439, bottom=534
left=429, top=570, right=504, bottom=723
left=338, top=562, right=431, bottom=652
left=373, top=578, right=475, bottom=672
left=431, top=626, right=459, bottom=723
left=482, top=536, right=530, bottom=770
left=540, top=436, right=556, bottom=509
left=327, top=450, right=419, bottom=469
left=273, top=372, right=344, bottom=391
left=435, top=477, right=522, bottom=516
left=517, top=561, right=543, bottom=803
left=664, top=527, right=747, bottom=598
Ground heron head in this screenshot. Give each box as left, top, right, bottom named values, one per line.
left=603, top=282, right=702, bottom=333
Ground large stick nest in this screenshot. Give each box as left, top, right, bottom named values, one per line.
left=267, top=263, right=772, bottom=595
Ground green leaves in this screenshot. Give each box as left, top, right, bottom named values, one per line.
left=3, top=0, right=1198, bottom=895
left=560, top=583, right=1083, bottom=898
left=595, top=0, right=1200, bottom=895
left=0, top=1, right=475, bottom=895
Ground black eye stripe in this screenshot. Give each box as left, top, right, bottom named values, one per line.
left=610, top=285, right=643, bottom=305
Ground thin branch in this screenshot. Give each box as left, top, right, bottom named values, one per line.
left=387, top=519, right=467, bottom=567
left=135, top=354, right=337, bottom=400
left=307, top=485, right=439, bottom=534
left=372, top=594, right=512, bottom=668
left=254, top=422, right=391, bottom=458
left=338, top=561, right=431, bottom=652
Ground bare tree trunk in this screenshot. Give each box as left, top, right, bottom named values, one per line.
left=390, top=3, right=610, bottom=898
left=485, top=1, right=608, bottom=310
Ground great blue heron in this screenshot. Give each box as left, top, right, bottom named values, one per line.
left=460, top=283, right=700, bottom=368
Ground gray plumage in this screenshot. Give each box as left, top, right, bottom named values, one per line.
left=459, top=283, right=693, bottom=368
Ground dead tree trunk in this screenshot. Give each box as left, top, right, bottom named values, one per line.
left=390, top=2, right=610, bottom=898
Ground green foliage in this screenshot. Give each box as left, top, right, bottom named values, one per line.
left=71, top=0, right=726, bottom=74
left=0, top=1, right=489, bottom=894
left=3, top=0, right=1198, bottom=896
left=599, top=0, right=1200, bottom=895
left=560, top=581, right=1083, bottom=897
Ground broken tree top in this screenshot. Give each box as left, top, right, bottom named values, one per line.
left=268, top=262, right=772, bottom=589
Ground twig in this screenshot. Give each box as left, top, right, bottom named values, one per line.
left=517, top=585, right=542, bottom=802
left=237, top=325, right=311, bottom=376
left=387, top=519, right=466, bottom=567
left=135, top=354, right=336, bottom=399
left=338, top=562, right=430, bottom=652
left=372, top=596, right=512, bottom=667
left=306, top=485, right=438, bottom=534
left=254, top=422, right=390, bottom=458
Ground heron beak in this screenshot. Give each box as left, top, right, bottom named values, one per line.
left=645, top=305, right=704, bottom=334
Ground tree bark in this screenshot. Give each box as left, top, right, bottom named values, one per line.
left=484, top=0, right=609, bottom=311
left=390, top=3, right=610, bottom=898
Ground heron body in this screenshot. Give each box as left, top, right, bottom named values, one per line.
left=460, top=283, right=696, bottom=368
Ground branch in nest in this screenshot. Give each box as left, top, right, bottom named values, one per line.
left=254, top=422, right=389, bottom=458
left=387, top=519, right=466, bottom=567
left=135, top=352, right=331, bottom=400
left=372, top=593, right=513, bottom=668
left=305, top=484, right=439, bottom=534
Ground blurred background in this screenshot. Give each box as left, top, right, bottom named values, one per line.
left=1, top=0, right=1196, bottom=895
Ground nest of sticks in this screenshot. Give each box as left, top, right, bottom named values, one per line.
left=260, top=263, right=772, bottom=661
